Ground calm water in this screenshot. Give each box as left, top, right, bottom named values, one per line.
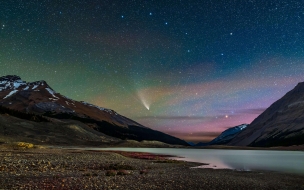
left=82, top=148, right=304, bottom=174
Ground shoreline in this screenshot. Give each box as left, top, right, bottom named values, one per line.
left=0, top=146, right=304, bottom=189
left=45, top=143, right=304, bottom=151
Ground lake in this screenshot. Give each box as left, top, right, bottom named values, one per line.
left=82, top=148, right=304, bottom=174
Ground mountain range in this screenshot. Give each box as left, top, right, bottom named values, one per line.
left=0, top=75, right=188, bottom=146
left=1, top=75, right=304, bottom=147
left=195, top=124, right=248, bottom=146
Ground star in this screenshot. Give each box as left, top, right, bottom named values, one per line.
left=1, top=0, right=303, bottom=144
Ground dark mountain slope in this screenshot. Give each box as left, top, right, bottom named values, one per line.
left=0, top=75, right=188, bottom=145
left=229, top=82, right=304, bottom=147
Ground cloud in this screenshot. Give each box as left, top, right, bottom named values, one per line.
left=218, top=108, right=266, bottom=115
left=165, top=131, right=221, bottom=143
left=135, top=115, right=214, bottom=120
left=235, top=108, right=266, bottom=114
left=168, top=131, right=221, bottom=137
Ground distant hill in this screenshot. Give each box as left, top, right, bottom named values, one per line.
left=187, top=142, right=196, bottom=146
left=207, top=124, right=248, bottom=145
left=195, top=124, right=248, bottom=146
left=0, top=112, right=120, bottom=145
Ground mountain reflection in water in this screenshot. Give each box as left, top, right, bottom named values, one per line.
left=84, top=148, right=304, bottom=174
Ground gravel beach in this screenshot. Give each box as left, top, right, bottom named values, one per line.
left=0, top=147, right=303, bottom=190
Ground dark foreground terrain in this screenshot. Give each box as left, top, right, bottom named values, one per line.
left=0, top=146, right=303, bottom=190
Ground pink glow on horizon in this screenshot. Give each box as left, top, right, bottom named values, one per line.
left=87, top=57, right=304, bottom=143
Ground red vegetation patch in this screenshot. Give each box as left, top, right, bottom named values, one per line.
left=105, top=151, right=173, bottom=160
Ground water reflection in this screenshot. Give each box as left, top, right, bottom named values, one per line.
left=84, top=148, right=304, bottom=174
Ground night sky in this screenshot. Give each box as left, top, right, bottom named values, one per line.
left=1, top=1, right=304, bottom=142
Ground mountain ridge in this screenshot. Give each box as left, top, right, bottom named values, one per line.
left=0, top=75, right=188, bottom=146
left=228, top=82, right=304, bottom=147
left=195, top=124, right=248, bottom=146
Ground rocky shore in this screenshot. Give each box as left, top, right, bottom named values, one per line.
left=0, top=146, right=303, bottom=190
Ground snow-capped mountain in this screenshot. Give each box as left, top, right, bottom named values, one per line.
left=0, top=75, right=188, bottom=145
left=195, top=124, right=248, bottom=146
left=208, top=124, right=248, bottom=145
left=229, top=82, right=304, bottom=147
left=0, top=75, right=118, bottom=118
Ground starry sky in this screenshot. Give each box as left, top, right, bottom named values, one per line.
left=1, top=0, right=304, bottom=142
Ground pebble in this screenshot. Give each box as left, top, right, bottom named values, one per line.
left=0, top=148, right=303, bottom=189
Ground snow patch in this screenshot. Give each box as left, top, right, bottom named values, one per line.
left=32, top=85, right=38, bottom=90
left=208, top=124, right=248, bottom=145
left=0, top=78, right=26, bottom=92
left=45, top=88, right=59, bottom=99
left=81, top=101, right=114, bottom=114
left=288, top=101, right=304, bottom=108
left=3, top=90, right=18, bottom=99
left=62, top=95, right=75, bottom=102
left=13, top=81, right=26, bottom=88
left=23, top=86, right=29, bottom=90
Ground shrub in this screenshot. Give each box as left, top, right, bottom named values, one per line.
left=17, top=142, right=34, bottom=148
left=83, top=173, right=92, bottom=177
left=83, top=172, right=98, bottom=177
left=139, top=169, right=148, bottom=174
left=117, top=170, right=130, bottom=175
left=105, top=164, right=135, bottom=170
left=105, top=170, right=117, bottom=176
left=0, top=105, right=49, bottom=122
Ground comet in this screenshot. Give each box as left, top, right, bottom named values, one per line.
left=137, top=90, right=151, bottom=110
left=142, top=99, right=150, bottom=110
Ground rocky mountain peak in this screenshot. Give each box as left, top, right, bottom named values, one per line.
left=292, top=82, right=304, bottom=92
left=0, top=75, right=23, bottom=82
left=0, top=75, right=188, bottom=145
